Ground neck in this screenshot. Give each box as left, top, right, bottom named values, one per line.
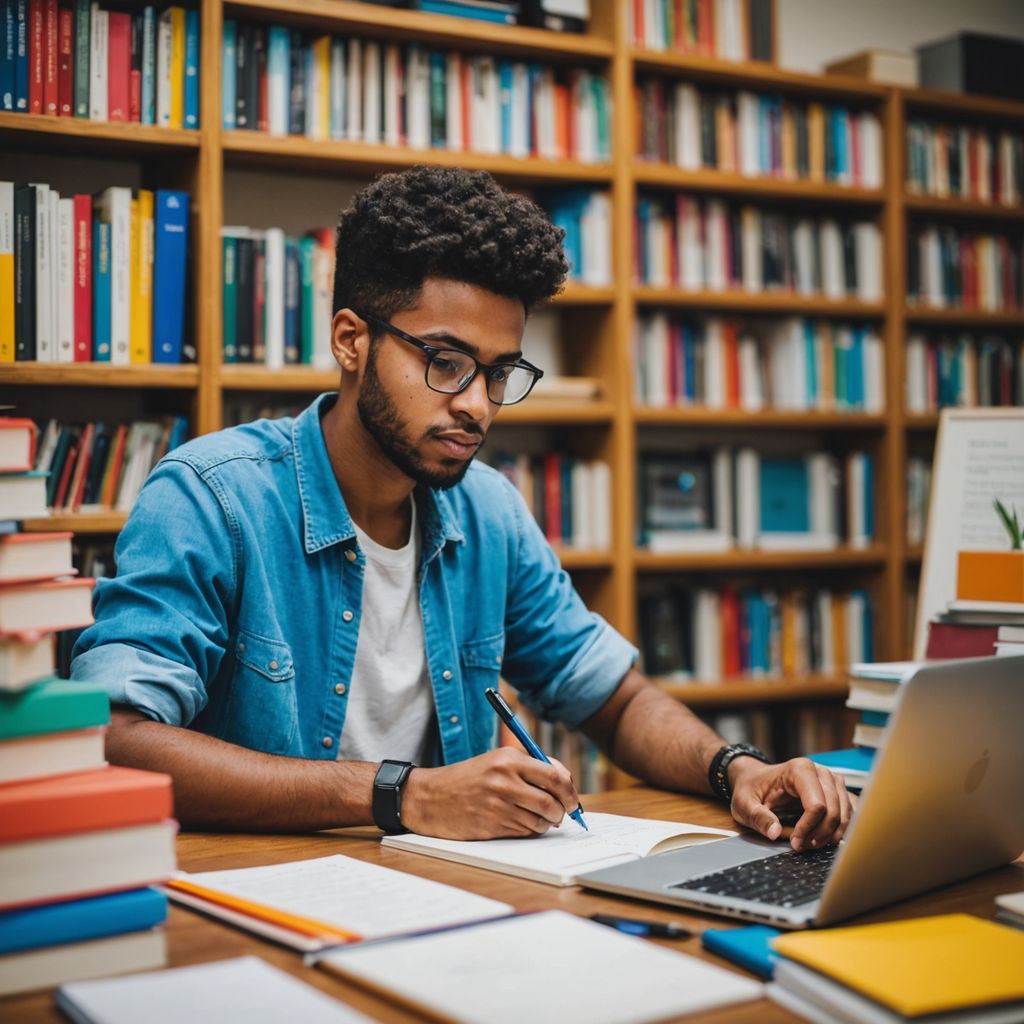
left=320, top=394, right=415, bottom=549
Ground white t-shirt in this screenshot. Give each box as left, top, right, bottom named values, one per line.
left=338, top=499, right=434, bottom=765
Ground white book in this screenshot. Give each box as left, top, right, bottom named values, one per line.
left=405, top=44, right=429, bottom=149
left=535, top=66, right=556, bottom=159
left=847, top=452, right=869, bottom=548
left=737, top=332, right=764, bottom=410
left=817, top=590, right=835, bottom=673
left=48, top=189, right=59, bottom=360
left=0, top=472, right=49, bottom=520
left=29, top=184, right=52, bottom=361
left=863, top=329, right=885, bottom=411
left=481, top=56, right=501, bottom=156
left=674, top=82, right=701, bottom=170
left=819, top=218, right=844, bottom=299
left=703, top=317, right=725, bottom=407
left=267, top=30, right=289, bottom=136
left=57, top=957, right=373, bottom=1024
left=0, top=633, right=56, bottom=692
left=0, top=727, right=106, bottom=785
left=922, top=227, right=944, bottom=306
left=855, top=222, right=882, bottom=300
left=445, top=50, right=463, bottom=151
left=89, top=4, right=108, bottom=121
left=859, top=112, right=883, bottom=188
left=647, top=530, right=732, bottom=554
left=569, top=461, right=592, bottom=547
left=792, top=218, right=816, bottom=294
left=846, top=591, right=866, bottom=663
left=383, top=43, right=403, bottom=147
left=155, top=8, right=171, bottom=127
left=382, top=813, right=733, bottom=887
left=641, top=312, right=670, bottom=406
left=321, top=911, right=761, bottom=1024
left=326, top=40, right=344, bottom=140
left=344, top=37, right=362, bottom=143
left=693, top=589, right=722, bottom=679
left=312, top=243, right=334, bottom=368
left=677, top=196, right=702, bottom=290
left=808, top=451, right=839, bottom=538
left=361, top=41, right=381, bottom=145
left=734, top=446, right=759, bottom=547
left=95, top=187, right=132, bottom=365
left=590, top=460, right=611, bottom=549
left=580, top=191, right=611, bottom=285
left=509, top=61, right=529, bottom=159
left=57, top=197, right=75, bottom=362
left=263, top=228, right=285, bottom=369
left=737, top=91, right=760, bottom=175
left=573, top=69, right=596, bottom=163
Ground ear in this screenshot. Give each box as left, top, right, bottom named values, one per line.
left=331, top=309, right=368, bottom=372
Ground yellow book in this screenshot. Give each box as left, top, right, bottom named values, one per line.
left=807, top=102, right=825, bottom=182
left=774, top=914, right=1024, bottom=1018
left=314, top=36, right=330, bottom=141
left=131, top=189, right=154, bottom=364
left=129, top=197, right=140, bottom=362
left=0, top=182, right=12, bottom=362
left=169, top=6, right=185, bottom=129
left=780, top=103, right=797, bottom=181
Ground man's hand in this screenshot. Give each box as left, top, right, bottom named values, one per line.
left=727, top=756, right=853, bottom=851
left=401, top=748, right=581, bottom=840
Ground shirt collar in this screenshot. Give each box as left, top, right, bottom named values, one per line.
left=293, top=393, right=464, bottom=556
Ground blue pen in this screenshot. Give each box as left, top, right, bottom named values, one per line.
left=484, top=687, right=589, bottom=831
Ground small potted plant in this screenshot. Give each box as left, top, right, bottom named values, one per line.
left=956, top=499, right=1024, bottom=603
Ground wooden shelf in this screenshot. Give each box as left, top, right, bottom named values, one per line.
left=634, top=165, right=884, bottom=204
left=904, top=412, right=940, bottom=430
left=904, top=306, right=1024, bottom=327
left=554, top=548, right=615, bottom=570
left=551, top=283, right=616, bottom=305
left=220, top=365, right=337, bottom=392
left=634, top=288, right=886, bottom=317
left=631, top=50, right=888, bottom=100
left=634, top=545, right=888, bottom=571
left=22, top=512, right=128, bottom=534
left=4, top=363, right=200, bottom=388
left=634, top=407, right=886, bottom=428
left=657, top=674, right=850, bottom=707
left=900, top=86, right=1024, bottom=121
left=0, top=112, right=200, bottom=154
left=904, top=193, right=1024, bottom=221
left=226, top=0, right=614, bottom=62
left=905, top=544, right=925, bottom=563
left=498, top=400, right=615, bottom=425
left=222, top=131, right=614, bottom=182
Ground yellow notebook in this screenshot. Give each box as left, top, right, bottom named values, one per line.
left=773, top=913, right=1024, bottom=1017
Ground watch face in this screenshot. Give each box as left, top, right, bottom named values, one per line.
left=377, top=762, right=407, bottom=788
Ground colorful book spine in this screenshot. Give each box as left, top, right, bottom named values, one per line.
left=151, top=190, right=188, bottom=364
left=91, top=217, right=110, bottom=360
left=182, top=5, right=197, bottom=128
left=0, top=181, right=12, bottom=362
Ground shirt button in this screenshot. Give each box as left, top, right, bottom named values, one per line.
left=269, top=660, right=278, bottom=671
left=237, top=643, right=245, bottom=654
left=345, top=549, right=357, bottom=562
left=449, top=714, right=459, bottom=725
left=442, top=669, right=453, bottom=681
left=342, top=610, right=354, bottom=622
left=495, top=655, right=502, bottom=665
left=335, top=683, right=346, bottom=696
left=322, top=736, right=334, bottom=749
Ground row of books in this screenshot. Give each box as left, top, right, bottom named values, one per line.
left=370, top=0, right=589, bottom=33
left=635, top=82, right=882, bottom=188
left=32, top=416, right=188, bottom=515
left=0, top=2, right=199, bottom=128
left=638, top=585, right=874, bottom=682
left=628, top=0, right=775, bottom=63
left=221, top=226, right=334, bottom=368
left=536, top=188, right=611, bottom=286
left=905, top=120, right=1024, bottom=206
left=634, top=195, right=883, bottom=300
left=907, top=225, right=1023, bottom=312
left=905, top=333, right=1024, bottom=412
left=905, top=456, right=931, bottom=547
left=632, top=314, right=885, bottom=412
left=488, top=452, right=611, bottom=550
left=638, top=447, right=875, bottom=553
left=222, top=22, right=611, bottom=163
left=703, top=704, right=851, bottom=765
left=1, top=181, right=190, bottom=364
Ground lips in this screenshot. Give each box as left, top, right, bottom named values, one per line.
left=433, top=431, right=483, bottom=459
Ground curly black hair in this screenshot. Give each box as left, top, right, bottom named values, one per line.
left=332, top=165, right=568, bottom=321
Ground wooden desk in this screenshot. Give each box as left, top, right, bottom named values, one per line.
left=6, top=787, right=1023, bottom=1023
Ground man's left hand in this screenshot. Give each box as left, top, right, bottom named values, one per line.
left=727, top=756, right=853, bottom=850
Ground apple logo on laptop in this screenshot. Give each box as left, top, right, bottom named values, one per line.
left=964, top=750, right=990, bottom=795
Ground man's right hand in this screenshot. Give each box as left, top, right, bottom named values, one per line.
left=400, top=748, right=582, bottom=840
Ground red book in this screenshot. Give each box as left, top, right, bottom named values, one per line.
left=66, top=422, right=94, bottom=511
left=28, top=0, right=43, bottom=113
left=632, top=0, right=644, bottom=43
left=543, top=454, right=562, bottom=546
left=257, top=38, right=269, bottom=133
left=925, top=620, right=999, bottom=659
left=850, top=115, right=862, bottom=184
left=106, top=11, right=130, bottom=121
left=73, top=194, right=93, bottom=361
left=43, top=0, right=58, bottom=114
left=52, top=432, right=81, bottom=510
left=720, top=588, right=741, bottom=676
left=723, top=321, right=740, bottom=407
left=0, top=766, right=173, bottom=845
left=100, top=424, right=127, bottom=507
left=697, top=0, right=714, bottom=56
left=57, top=3, right=72, bottom=115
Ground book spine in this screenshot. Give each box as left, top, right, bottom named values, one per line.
left=154, top=6, right=169, bottom=126
left=128, top=8, right=140, bottom=122
left=13, top=183, right=36, bottom=359
left=55, top=1, right=70, bottom=114
left=182, top=5, right=197, bottom=128
left=87, top=0, right=105, bottom=120
left=0, top=181, right=13, bottom=362
left=71, top=0, right=86, bottom=115
left=72, top=192, right=91, bottom=361
left=106, top=10, right=129, bottom=121
left=42, top=0, right=56, bottom=112
left=56, top=194, right=73, bottom=361
left=151, top=190, right=188, bottom=363
left=91, top=217, right=110, bottom=360
left=14, top=0, right=27, bottom=111
left=27, top=0, right=40, bottom=112
left=220, top=17, right=235, bottom=129
left=139, top=4, right=153, bottom=123
left=0, top=1, right=14, bottom=111
left=221, top=234, right=236, bottom=363
left=168, top=5, right=183, bottom=128
left=130, top=188, right=153, bottom=363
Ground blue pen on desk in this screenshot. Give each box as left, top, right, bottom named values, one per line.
left=484, top=687, right=589, bottom=832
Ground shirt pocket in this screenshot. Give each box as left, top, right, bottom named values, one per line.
left=223, top=628, right=298, bottom=755
left=458, top=632, right=506, bottom=756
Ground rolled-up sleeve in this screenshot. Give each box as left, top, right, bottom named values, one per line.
left=500, top=482, right=638, bottom=729
left=71, top=457, right=238, bottom=726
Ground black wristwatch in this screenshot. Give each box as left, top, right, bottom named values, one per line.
left=372, top=759, right=415, bottom=834
left=708, top=743, right=769, bottom=804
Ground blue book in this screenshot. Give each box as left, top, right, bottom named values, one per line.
left=221, top=19, right=236, bottom=129
left=267, top=26, right=290, bottom=135
left=13, top=0, right=26, bottom=110
left=140, top=6, right=155, bottom=124
left=152, top=190, right=190, bottom=364
left=802, top=319, right=818, bottom=406
left=92, top=220, right=111, bottom=361
left=412, top=0, right=517, bottom=24
left=751, top=593, right=770, bottom=674
left=166, top=415, right=188, bottom=452
left=758, top=97, right=771, bottom=173
left=759, top=458, right=809, bottom=533
left=702, top=925, right=781, bottom=979
left=859, top=709, right=888, bottom=727
left=183, top=7, right=199, bottom=128
left=849, top=328, right=865, bottom=408
left=1, top=0, right=13, bottom=111
left=862, top=453, right=875, bottom=540
left=682, top=324, right=695, bottom=402
left=834, top=107, right=849, bottom=179
left=810, top=746, right=875, bottom=775
left=0, top=888, right=167, bottom=956
left=498, top=59, right=513, bottom=153
left=283, top=239, right=300, bottom=364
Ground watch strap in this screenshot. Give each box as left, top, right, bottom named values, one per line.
left=708, top=743, right=769, bottom=803
left=372, top=759, right=415, bottom=834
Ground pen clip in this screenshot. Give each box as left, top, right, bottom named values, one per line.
left=484, top=687, right=513, bottom=720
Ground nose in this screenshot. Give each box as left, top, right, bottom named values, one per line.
left=449, top=370, right=492, bottom=424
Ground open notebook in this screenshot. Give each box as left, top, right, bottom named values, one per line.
left=381, top=812, right=734, bottom=886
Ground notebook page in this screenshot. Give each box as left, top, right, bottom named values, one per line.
left=57, top=956, right=371, bottom=1024
left=173, top=854, right=512, bottom=939
left=322, top=911, right=762, bottom=1024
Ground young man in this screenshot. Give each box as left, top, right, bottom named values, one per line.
left=72, top=166, right=851, bottom=848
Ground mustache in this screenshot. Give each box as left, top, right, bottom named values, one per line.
left=428, top=423, right=485, bottom=438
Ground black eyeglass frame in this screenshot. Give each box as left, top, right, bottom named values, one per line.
left=358, top=312, right=544, bottom=406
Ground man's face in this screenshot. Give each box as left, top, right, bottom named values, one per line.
left=356, top=278, right=526, bottom=490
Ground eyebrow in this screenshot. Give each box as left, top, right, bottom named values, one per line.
left=420, top=331, right=523, bottom=363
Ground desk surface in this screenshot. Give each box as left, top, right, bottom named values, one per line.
left=6, top=786, right=1023, bottom=1023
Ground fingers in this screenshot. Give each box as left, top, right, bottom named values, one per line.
left=731, top=788, right=783, bottom=842
left=516, top=754, right=581, bottom=820
left=786, top=759, right=830, bottom=852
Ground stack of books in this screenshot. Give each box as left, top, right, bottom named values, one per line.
left=925, top=597, right=1024, bottom=658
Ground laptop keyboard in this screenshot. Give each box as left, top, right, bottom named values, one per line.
left=670, top=844, right=838, bottom=908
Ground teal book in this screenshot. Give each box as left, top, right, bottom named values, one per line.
left=702, top=925, right=781, bottom=979
left=809, top=747, right=875, bottom=774
left=221, top=235, right=237, bottom=363
left=0, top=679, right=109, bottom=740
left=73, top=0, right=89, bottom=117
left=759, top=458, right=809, bottom=533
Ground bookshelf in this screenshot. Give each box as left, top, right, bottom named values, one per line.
left=7, top=0, right=1023, bottom=767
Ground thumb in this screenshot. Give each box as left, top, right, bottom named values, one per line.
left=735, top=793, right=783, bottom=841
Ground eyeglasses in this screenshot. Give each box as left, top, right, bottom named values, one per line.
left=359, top=313, right=544, bottom=406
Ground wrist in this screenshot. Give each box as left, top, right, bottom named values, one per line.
left=707, top=743, right=769, bottom=803
left=727, top=754, right=765, bottom=792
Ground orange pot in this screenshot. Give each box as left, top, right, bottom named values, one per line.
left=956, top=550, right=1024, bottom=602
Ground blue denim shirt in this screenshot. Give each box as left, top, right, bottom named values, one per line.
left=71, top=394, right=637, bottom=765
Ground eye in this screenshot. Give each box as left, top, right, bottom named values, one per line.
left=431, top=355, right=461, bottom=375
left=489, top=366, right=511, bottom=383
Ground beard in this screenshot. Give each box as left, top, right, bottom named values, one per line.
left=356, top=346, right=484, bottom=490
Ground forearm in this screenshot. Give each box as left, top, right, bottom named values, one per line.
left=106, top=709, right=377, bottom=832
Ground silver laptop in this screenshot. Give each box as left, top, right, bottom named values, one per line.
left=580, top=655, right=1024, bottom=929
